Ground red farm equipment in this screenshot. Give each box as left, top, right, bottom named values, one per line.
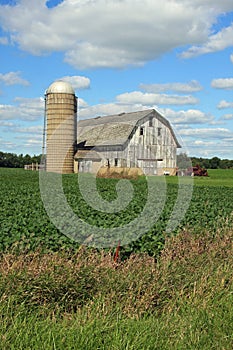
left=185, top=164, right=208, bottom=176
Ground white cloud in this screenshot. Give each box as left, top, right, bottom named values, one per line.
left=0, top=121, right=16, bottom=127
left=0, top=97, right=44, bottom=121
left=220, top=113, right=233, bottom=120
left=186, top=138, right=233, bottom=158
left=0, top=72, right=29, bottom=86
left=0, top=1, right=233, bottom=68
left=6, top=129, right=44, bottom=152
left=79, top=102, right=147, bottom=120
left=23, top=134, right=43, bottom=150
left=58, top=75, right=90, bottom=90
left=179, top=127, right=233, bottom=139
left=140, top=80, right=202, bottom=93
left=0, top=139, right=16, bottom=150
left=14, top=126, right=43, bottom=134
left=217, top=100, right=233, bottom=109
left=77, top=98, right=89, bottom=108
left=0, top=36, right=8, bottom=45
left=0, top=105, right=18, bottom=121
left=211, top=78, right=233, bottom=89
left=193, top=140, right=216, bottom=146
left=181, top=23, right=233, bottom=58
left=64, top=43, right=145, bottom=69
left=161, top=108, right=214, bottom=124
left=25, top=138, right=43, bottom=146
left=231, top=54, right=233, bottom=63
left=116, top=91, right=198, bottom=106
left=208, top=120, right=226, bottom=126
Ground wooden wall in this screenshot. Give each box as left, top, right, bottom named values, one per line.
left=75, top=116, right=178, bottom=175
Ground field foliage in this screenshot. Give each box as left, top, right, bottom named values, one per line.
left=0, top=226, right=233, bottom=349
left=0, top=168, right=233, bottom=349
left=0, top=168, right=232, bottom=255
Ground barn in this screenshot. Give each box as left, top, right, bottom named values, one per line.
left=74, top=109, right=181, bottom=176
left=43, top=81, right=181, bottom=176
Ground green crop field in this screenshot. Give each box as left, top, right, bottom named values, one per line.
left=0, top=167, right=233, bottom=349
left=0, top=167, right=232, bottom=254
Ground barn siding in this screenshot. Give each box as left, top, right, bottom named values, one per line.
left=75, top=111, right=179, bottom=175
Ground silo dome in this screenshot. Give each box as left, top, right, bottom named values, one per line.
left=46, top=80, right=75, bottom=95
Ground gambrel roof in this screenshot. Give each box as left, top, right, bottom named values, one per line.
left=76, top=109, right=181, bottom=148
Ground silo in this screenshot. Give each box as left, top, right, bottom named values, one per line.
left=45, top=80, right=77, bottom=174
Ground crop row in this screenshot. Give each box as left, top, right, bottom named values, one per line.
left=0, top=168, right=232, bottom=255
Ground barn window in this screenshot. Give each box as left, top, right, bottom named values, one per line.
left=114, top=158, right=118, bottom=166
left=149, top=118, right=153, bottom=127
left=158, top=127, right=161, bottom=136
left=140, top=127, right=144, bottom=136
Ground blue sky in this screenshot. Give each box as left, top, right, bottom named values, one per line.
left=0, top=0, right=233, bottom=158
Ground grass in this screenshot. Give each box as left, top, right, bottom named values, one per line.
left=2, top=305, right=232, bottom=350
left=0, top=167, right=233, bottom=348
left=166, top=168, right=233, bottom=187
left=0, top=222, right=233, bottom=349
left=194, top=169, right=233, bottom=187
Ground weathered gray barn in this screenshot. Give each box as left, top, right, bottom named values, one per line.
left=74, top=109, right=181, bottom=176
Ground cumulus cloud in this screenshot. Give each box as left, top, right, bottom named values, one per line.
left=217, top=100, right=233, bottom=109
left=79, top=102, right=148, bottom=120
left=0, top=72, right=29, bottom=86
left=211, top=78, right=233, bottom=89
left=181, top=23, right=233, bottom=58
left=0, top=97, right=44, bottom=121
left=16, top=133, right=43, bottom=150
left=0, top=37, right=8, bottom=45
left=64, top=44, right=145, bottom=69
left=78, top=98, right=212, bottom=127
left=0, top=139, right=16, bottom=150
left=0, top=121, right=16, bottom=127
left=25, top=138, right=42, bottom=146
left=231, top=54, right=233, bottom=63
left=58, top=75, right=90, bottom=90
left=208, top=120, right=226, bottom=126
left=77, top=98, right=89, bottom=109
left=176, top=121, right=233, bottom=158
left=193, top=140, right=216, bottom=146
left=0, top=0, right=233, bottom=68
left=188, top=138, right=233, bottom=158
left=140, top=80, right=203, bottom=93
left=14, top=126, right=43, bottom=134
left=116, top=91, right=198, bottom=106
left=220, top=113, right=233, bottom=120
left=161, top=108, right=214, bottom=124
left=179, top=127, right=233, bottom=139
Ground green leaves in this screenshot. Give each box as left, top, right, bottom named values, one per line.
left=0, top=168, right=232, bottom=256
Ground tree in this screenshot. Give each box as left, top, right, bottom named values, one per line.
left=209, top=157, right=221, bottom=169
left=177, top=153, right=192, bottom=169
left=220, top=159, right=233, bottom=169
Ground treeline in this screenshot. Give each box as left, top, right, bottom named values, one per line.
left=177, top=153, right=233, bottom=169
left=1, top=151, right=233, bottom=170
left=191, top=156, right=233, bottom=169
left=0, top=152, right=42, bottom=168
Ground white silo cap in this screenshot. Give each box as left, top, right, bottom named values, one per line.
left=46, top=80, right=75, bottom=95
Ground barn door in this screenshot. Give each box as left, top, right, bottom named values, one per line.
left=78, top=160, right=92, bottom=173
left=138, top=160, right=157, bottom=175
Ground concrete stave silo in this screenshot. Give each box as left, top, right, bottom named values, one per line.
left=45, top=81, right=77, bottom=174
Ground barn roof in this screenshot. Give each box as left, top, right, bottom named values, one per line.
left=76, top=109, right=181, bottom=148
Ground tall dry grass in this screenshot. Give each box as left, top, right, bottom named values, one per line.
left=0, top=222, right=232, bottom=319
